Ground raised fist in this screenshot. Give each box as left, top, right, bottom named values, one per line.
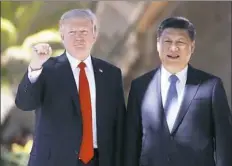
left=30, top=43, right=52, bottom=70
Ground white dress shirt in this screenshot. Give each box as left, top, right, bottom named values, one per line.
left=28, top=52, right=98, bottom=148
left=161, top=65, right=188, bottom=132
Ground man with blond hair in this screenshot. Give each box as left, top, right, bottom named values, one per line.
left=15, top=9, right=126, bottom=166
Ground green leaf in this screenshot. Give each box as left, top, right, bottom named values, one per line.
left=1, top=1, right=20, bottom=20
left=1, top=17, right=18, bottom=46
left=16, top=1, right=44, bottom=43
left=22, top=29, right=61, bottom=49
left=1, top=67, right=10, bottom=89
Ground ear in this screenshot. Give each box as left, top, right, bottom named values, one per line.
left=93, top=33, right=97, bottom=40
left=92, top=32, right=98, bottom=44
left=93, top=25, right=98, bottom=40
left=61, top=34, right=64, bottom=40
left=191, top=40, right=195, bottom=54
left=59, top=29, right=64, bottom=41
left=157, top=38, right=160, bottom=52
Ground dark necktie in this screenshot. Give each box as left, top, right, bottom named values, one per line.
left=164, top=74, right=178, bottom=117
left=78, top=62, right=94, bottom=164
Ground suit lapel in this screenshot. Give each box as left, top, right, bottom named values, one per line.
left=141, top=68, right=169, bottom=133
left=153, top=68, right=170, bottom=132
left=171, top=65, right=200, bottom=135
left=91, top=56, right=105, bottom=129
left=56, top=54, right=106, bottom=119
left=153, top=69, right=164, bottom=122
left=56, top=53, right=81, bottom=117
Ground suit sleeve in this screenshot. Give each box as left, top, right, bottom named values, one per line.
left=123, top=81, right=142, bottom=166
left=15, top=68, right=45, bottom=111
left=115, top=69, right=126, bottom=166
left=28, top=66, right=43, bottom=83
left=212, top=78, right=232, bottom=166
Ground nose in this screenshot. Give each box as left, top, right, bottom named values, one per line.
left=75, top=34, right=84, bottom=41
left=78, top=33, right=85, bottom=37
left=76, top=37, right=84, bottom=41
left=73, top=31, right=84, bottom=38
left=76, top=34, right=84, bottom=39
left=170, top=43, right=179, bottom=52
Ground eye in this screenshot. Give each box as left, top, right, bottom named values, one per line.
left=69, top=31, right=75, bottom=34
left=164, top=40, right=172, bottom=43
left=81, top=30, right=88, bottom=35
left=177, top=41, right=186, bottom=44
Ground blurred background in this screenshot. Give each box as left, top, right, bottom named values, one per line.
left=1, top=1, right=231, bottom=165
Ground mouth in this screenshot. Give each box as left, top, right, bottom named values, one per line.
left=74, top=43, right=85, bottom=47
left=167, top=54, right=180, bottom=59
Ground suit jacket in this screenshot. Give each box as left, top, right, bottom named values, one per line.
left=15, top=53, right=126, bottom=166
left=124, top=65, right=232, bottom=166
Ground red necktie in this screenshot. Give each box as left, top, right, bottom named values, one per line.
left=78, top=62, right=94, bottom=164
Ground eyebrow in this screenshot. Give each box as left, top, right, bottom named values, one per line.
left=68, top=28, right=88, bottom=31
left=163, top=36, right=187, bottom=41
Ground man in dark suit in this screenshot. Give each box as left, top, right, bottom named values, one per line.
left=15, top=9, right=126, bottom=166
left=124, top=16, right=232, bottom=166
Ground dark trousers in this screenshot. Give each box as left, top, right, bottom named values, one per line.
left=77, top=149, right=99, bottom=166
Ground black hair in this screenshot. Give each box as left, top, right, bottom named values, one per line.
left=157, top=16, right=196, bottom=41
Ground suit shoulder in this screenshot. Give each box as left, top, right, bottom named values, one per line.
left=93, top=57, right=121, bottom=72
left=132, top=68, right=158, bottom=86
left=190, top=66, right=224, bottom=89
left=193, top=67, right=221, bottom=81
left=42, top=56, right=57, bottom=67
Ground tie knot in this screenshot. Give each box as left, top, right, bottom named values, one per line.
left=78, top=62, right=86, bottom=70
left=169, top=74, right=178, bottom=84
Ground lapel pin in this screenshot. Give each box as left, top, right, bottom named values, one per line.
left=99, top=69, right=103, bottom=73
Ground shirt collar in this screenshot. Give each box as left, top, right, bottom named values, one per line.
left=161, top=65, right=188, bottom=84
left=66, top=51, right=92, bottom=71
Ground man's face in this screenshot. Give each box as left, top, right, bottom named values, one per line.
left=60, top=17, right=96, bottom=59
left=157, top=28, right=195, bottom=73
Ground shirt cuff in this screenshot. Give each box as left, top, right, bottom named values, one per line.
left=28, top=66, right=43, bottom=83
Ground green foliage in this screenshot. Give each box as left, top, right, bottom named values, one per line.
left=1, top=146, right=29, bottom=166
